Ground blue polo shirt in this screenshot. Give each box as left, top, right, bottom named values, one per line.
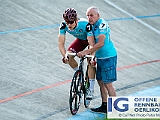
left=92, top=18, right=117, bottom=59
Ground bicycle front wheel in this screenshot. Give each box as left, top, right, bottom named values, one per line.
left=69, top=70, right=83, bottom=115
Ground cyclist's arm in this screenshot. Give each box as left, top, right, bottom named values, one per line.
left=58, top=22, right=67, bottom=57
left=58, top=34, right=66, bottom=57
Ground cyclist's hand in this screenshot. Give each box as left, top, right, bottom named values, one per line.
left=77, top=51, right=85, bottom=58
left=89, top=58, right=96, bottom=66
left=62, top=56, right=69, bottom=64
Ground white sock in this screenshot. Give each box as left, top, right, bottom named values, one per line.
left=73, top=67, right=79, bottom=71
left=89, top=79, right=95, bottom=91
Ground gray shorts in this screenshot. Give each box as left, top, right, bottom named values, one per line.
left=96, top=56, right=117, bottom=84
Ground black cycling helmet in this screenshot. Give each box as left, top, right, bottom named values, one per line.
left=63, top=8, right=77, bottom=21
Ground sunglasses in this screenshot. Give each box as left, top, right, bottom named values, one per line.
left=66, top=21, right=75, bottom=25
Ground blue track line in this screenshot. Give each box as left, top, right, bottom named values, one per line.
left=0, top=14, right=160, bottom=34
left=0, top=24, right=60, bottom=34
left=106, top=14, right=160, bottom=22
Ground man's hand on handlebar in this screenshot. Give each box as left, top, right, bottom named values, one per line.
left=89, top=59, right=96, bottom=66
left=77, top=51, right=96, bottom=66
left=77, top=51, right=86, bottom=58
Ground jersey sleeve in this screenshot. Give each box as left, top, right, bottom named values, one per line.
left=86, top=23, right=93, bottom=36
left=99, top=21, right=111, bottom=43
left=59, top=22, right=67, bottom=35
left=99, top=22, right=109, bottom=35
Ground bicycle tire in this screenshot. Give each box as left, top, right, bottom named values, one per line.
left=69, top=70, right=83, bottom=115
left=84, top=88, right=91, bottom=108
left=84, top=65, right=91, bottom=108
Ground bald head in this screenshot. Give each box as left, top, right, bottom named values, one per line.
left=86, top=6, right=99, bottom=15
left=86, top=6, right=100, bottom=25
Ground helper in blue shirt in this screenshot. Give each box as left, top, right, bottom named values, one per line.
left=77, top=6, right=117, bottom=114
left=58, top=8, right=96, bottom=99
left=92, top=18, right=117, bottom=59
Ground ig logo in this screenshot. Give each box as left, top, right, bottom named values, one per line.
left=108, top=97, right=129, bottom=112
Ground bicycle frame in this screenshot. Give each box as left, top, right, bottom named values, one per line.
left=66, top=52, right=94, bottom=115
left=79, top=57, right=86, bottom=71
left=65, top=52, right=94, bottom=78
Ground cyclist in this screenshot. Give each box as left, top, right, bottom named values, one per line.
left=77, top=6, right=117, bottom=113
left=58, top=8, right=96, bottom=99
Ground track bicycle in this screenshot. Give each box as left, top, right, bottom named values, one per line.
left=65, top=52, right=95, bottom=115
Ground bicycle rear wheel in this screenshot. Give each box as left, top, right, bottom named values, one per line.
left=84, top=80, right=91, bottom=107
left=84, top=65, right=91, bottom=108
left=69, top=70, right=83, bottom=115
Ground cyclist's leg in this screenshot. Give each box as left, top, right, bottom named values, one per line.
left=86, top=46, right=96, bottom=98
left=88, top=62, right=96, bottom=89
left=67, top=38, right=87, bottom=71
left=70, top=39, right=95, bottom=99
left=67, top=51, right=78, bottom=70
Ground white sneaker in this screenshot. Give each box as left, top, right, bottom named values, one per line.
left=86, top=89, right=94, bottom=100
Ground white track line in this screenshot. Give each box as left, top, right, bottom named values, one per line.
left=104, top=0, right=160, bottom=35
